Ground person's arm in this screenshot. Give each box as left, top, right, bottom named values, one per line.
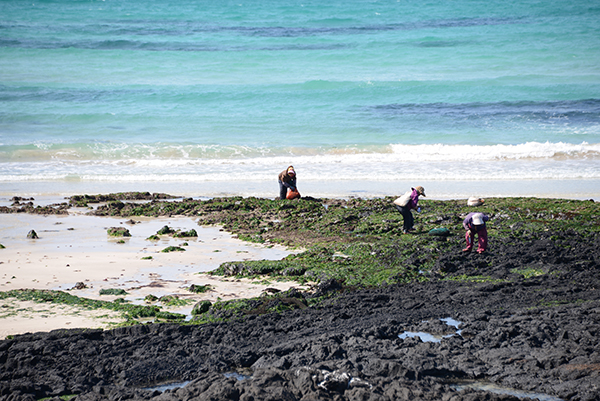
left=463, top=215, right=472, bottom=230
left=281, top=176, right=296, bottom=190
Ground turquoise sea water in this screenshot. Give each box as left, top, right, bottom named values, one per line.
left=1, top=0, right=599, bottom=198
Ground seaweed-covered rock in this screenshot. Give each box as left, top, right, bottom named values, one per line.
left=26, top=229, right=38, bottom=239
left=313, top=278, right=343, bottom=296
left=156, top=225, right=175, bottom=235
left=159, top=295, right=180, bottom=306
left=191, top=300, right=212, bottom=315
left=71, top=282, right=87, bottom=290
left=107, top=227, right=131, bottom=237
left=189, top=284, right=212, bottom=294
left=99, top=288, right=128, bottom=296
left=161, top=246, right=185, bottom=253
left=174, top=229, right=198, bottom=237
left=144, top=294, right=158, bottom=303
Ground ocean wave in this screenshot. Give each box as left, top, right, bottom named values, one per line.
left=1, top=142, right=600, bottom=183
left=388, top=142, right=600, bottom=161
left=2, top=160, right=599, bottom=183
left=1, top=141, right=598, bottom=163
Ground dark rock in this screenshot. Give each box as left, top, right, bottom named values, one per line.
left=314, top=278, right=342, bottom=296
left=1, top=229, right=600, bottom=401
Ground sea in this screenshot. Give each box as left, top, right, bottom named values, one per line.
left=1, top=0, right=599, bottom=200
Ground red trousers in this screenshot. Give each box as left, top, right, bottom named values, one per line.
left=465, top=226, right=487, bottom=252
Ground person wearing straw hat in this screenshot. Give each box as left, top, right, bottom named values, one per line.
left=393, top=186, right=426, bottom=234
left=278, top=166, right=298, bottom=200
left=462, top=212, right=489, bottom=253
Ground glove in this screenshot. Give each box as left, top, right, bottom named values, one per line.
left=417, top=207, right=421, bottom=213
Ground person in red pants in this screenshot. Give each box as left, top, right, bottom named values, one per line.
left=462, top=212, right=489, bottom=253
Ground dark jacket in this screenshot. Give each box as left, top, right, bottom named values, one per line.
left=278, top=167, right=296, bottom=190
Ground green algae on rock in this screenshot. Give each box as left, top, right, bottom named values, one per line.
left=107, top=227, right=131, bottom=237
left=161, top=246, right=186, bottom=253
left=84, top=195, right=600, bottom=288
left=0, top=289, right=185, bottom=323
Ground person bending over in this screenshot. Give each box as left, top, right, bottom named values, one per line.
left=278, top=166, right=298, bottom=200
left=463, top=212, right=489, bottom=253
left=393, top=186, right=426, bottom=234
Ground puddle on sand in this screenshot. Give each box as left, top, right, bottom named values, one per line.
left=142, top=373, right=250, bottom=393
left=441, top=317, right=461, bottom=329
left=398, top=317, right=462, bottom=343
left=450, top=381, right=564, bottom=401
left=398, top=331, right=447, bottom=343
left=142, top=381, right=190, bottom=392
left=224, top=372, right=251, bottom=381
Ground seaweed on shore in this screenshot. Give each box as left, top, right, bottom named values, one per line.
left=190, top=287, right=321, bottom=325
left=4, top=194, right=599, bottom=323
left=77, top=195, right=599, bottom=288
left=0, top=202, right=70, bottom=215
left=195, top=197, right=600, bottom=288
left=69, top=192, right=174, bottom=207
left=0, top=289, right=185, bottom=323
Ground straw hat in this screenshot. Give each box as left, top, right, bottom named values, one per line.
left=415, top=186, right=426, bottom=196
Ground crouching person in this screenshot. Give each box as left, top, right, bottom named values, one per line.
left=463, top=212, right=489, bottom=254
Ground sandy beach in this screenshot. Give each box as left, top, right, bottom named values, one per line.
left=0, top=200, right=305, bottom=338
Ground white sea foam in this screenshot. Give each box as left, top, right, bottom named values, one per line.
left=389, top=142, right=600, bottom=161
left=1, top=141, right=600, bottom=184
left=3, top=142, right=598, bottom=164
left=1, top=157, right=599, bottom=183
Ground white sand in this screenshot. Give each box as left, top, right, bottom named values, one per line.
left=0, top=299, right=124, bottom=338
left=0, top=205, right=306, bottom=338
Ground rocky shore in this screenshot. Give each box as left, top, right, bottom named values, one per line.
left=1, top=195, right=599, bottom=400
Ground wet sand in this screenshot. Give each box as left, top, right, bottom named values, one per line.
left=0, top=209, right=303, bottom=338
left=1, top=178, right=599, bottom=201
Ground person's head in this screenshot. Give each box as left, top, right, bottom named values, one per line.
left=415, top=186, right=426, bottom=197
left=287, top=166, right=295, bottom=176
left=472, top=213, right=485, bottom=225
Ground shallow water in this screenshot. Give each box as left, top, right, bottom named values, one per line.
left=142, top=381, right=191, bottom=393
left=450, top=381, right=564, bottom=401
left=397, top=318, right=564, bottom=401
left=398, top=317, right=463, bottom=343
left=142, top=372, right=249, bottom=393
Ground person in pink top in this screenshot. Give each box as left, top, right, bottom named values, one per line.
left=462, top=212, right=489, bottom=253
